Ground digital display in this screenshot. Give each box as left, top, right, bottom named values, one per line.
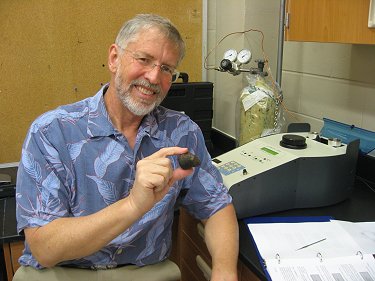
left=261, top=147, right=278, bottom=155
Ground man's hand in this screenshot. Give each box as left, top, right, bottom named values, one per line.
left=129, top=147, right=193, bottom=216
left=203, top=204, right=239, bottom=281
left=24, top=146, right=194, bottom=267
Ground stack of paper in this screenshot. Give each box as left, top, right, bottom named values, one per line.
left=247, top=218, right=375, bottom=281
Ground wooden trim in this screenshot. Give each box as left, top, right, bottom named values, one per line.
left=3, top=243, right=14, bottom=281
left=2, top=241, right=24, bottom=281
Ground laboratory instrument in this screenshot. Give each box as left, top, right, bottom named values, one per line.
left=212, top=132, right=359, bottom=219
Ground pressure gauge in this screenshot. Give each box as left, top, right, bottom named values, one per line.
left=223, top=49, right=238, bottom=62
left=237, top=49, right=252, bottom=64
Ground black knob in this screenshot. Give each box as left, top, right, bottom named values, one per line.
left=220, top=59, right=233, bottom=71
left=280, top=134, right=307, bottom=149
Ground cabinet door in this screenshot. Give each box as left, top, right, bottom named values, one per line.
left=179, top=209, right=261, bottom=281
left=3, top=241, right=24, bottom=281
left=285, top=0, right=375, bottom=44
left=179, top=208, right=212, bottom=281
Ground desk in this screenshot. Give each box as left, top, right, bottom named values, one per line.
left=0, top=197, right=23, bottom=281
left=1, top=180, right=374, bottom=281
left=238, top=179, right=375, bottom=281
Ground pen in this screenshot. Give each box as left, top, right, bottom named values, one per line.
left=295, top=238, right=327, bottom=251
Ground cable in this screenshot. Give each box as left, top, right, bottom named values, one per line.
left=356, top=176, right=375, bottom=193
left=204, top=28, right=265, bottom=71
left=204, top=28, right=300, bottom=123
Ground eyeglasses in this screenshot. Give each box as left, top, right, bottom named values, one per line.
left=120, top=47, right=180, bottom=83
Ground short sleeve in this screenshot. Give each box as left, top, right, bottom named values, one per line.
left=16, top=124, right=71, bottom=233
left=178, top=121, right=232, bottom=220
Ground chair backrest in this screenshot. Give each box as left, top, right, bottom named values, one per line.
left=287, top=123, right=311, bottom=133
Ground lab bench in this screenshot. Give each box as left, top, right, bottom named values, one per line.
left=2, top=128, right=375, bottom=281
left=2, top=178, right=375, bottom=281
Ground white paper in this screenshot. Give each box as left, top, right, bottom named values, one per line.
left=266, top=255, right=375, bottom=281
left=333, top=220, right=375, bottom=254
left=242, top=90, right=268, bottom=111
left=248, top=221, right=361, bottom=260
left=247, top=220, right=375, bottom=281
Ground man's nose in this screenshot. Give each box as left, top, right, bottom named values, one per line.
left=144, top=64, right=162, bottom=84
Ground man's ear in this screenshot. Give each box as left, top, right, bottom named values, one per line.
left=108, top=44, right=120, bottom=73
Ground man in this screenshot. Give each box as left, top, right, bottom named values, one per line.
left=15, top=14, right=238, bottom=281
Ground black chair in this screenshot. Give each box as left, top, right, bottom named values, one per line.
left=287, top=122, right=311, bottom=133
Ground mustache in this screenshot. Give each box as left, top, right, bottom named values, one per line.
left=130, top=79, right=162, bottom=95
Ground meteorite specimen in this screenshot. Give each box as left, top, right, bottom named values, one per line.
left=177, top=152, right=201, bottom=170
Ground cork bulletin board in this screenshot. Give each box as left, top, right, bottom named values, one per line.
left=0, top=0, right=202, bottom=163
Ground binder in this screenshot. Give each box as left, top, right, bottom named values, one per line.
left=245, top=216, right=332, bottom=281
left=245, top=217, right=375, bottom=281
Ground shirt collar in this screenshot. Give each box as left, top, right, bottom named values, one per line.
left=87, top=84, right=116, bottom=137
left=138, top=108, right=163, bottom=140
left=87, top=84, right=162, bottom=140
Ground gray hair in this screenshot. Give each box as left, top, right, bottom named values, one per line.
left=115, top=14, right=185, bottom=65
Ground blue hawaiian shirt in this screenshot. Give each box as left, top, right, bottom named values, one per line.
left=16, top=84, right=232, bottom=269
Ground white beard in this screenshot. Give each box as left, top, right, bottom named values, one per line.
left=114, top=68, right=165, bottom=116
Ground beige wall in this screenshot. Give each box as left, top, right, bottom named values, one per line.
left=283, top=42, right=375, bottom=132
left=0, top=1, right=203, bottom=163
left=206, top=0, right=246, bottom=138
left=206, top=0, right=280, bottom=138
left=207, top=0, right=375, bottom=138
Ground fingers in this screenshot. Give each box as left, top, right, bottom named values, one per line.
left=145, top=147, right=194, bottom=185
left=160, top=168, right=192, bottom=194
left=136, top=147, right=195, bottom=192
left=172, top=167, right=194, bottom=183
left=145, top=147, right=188, bottom=160
left=130, top=148, right=196, bottom=213
left=147, top=173, right=170, bottom=193
left=136, top=159, right=172, bottom=189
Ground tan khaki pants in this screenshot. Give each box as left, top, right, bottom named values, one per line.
left=13, top=259, right=180, bottom=281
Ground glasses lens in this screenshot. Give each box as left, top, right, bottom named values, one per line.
left=171, top=71, right=180, bottom=83
left=125, top=48, right=179, bottom=82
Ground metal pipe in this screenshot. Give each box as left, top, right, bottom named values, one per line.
left=276, top=0, right=286, bottom=86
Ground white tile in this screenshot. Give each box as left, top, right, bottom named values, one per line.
left=206, top=30, right=217, bottom=67
left=207, top=68, right=216, bottom=84
left=283, top=42, right=375, bottom=85
left=362, top=89, right=375, bottom=131
left=212, top=73, right=244, bottom=137
left=246, top=0, right=280, bottom=16
left=298, top=75, right=365, bottom=126
left=283, top=42, right=352, bottom=78
left=284, top=111, right=324, bottom=133
left=216, top=0, right=245, bottom=33
left=207, top=0, right=217, bottom=30
left=281, top=71, right=375, bottom=131
left=279, top=72, right=301, bottom=112
left=348, top=45, right=375, bottom=85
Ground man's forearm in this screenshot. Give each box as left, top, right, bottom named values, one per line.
left=25, top=196, right=142, bottom=268
left=203, top=204, right=239, bottom=281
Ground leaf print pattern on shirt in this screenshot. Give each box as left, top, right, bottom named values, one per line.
left=136, top=214, right=167, bottom=261
left=67, top=140, right=88, bottom=163
left=20, top=151, right=67, bottom=220
left=16, top=86, right=232, bottom=268
left=87, top=175, right=119, bottom=205
left=22, top=150, right=43, bottom=188
left=94, top=140, right=125, bottom=178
